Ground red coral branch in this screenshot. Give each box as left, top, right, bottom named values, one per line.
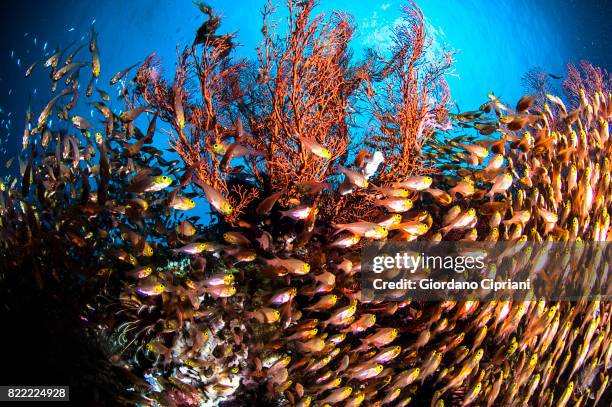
left=241, top=0, right=361, bottom=195
left=563, top=60, right=612, bottom=108
left=135, top=0, right=453, bottom=221
left=364, top=0, right=453, bottom=183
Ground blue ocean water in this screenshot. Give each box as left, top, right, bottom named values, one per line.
left=0, top=0, right=609, bottom=219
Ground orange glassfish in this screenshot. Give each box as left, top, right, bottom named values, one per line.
left=333, top=222, right=388, bottom=239
left=503, top=210, right=531, bottom=226
left=516, top=94, right=536, bottom=112
left=169, top=196, right=196, bottom=210
left=312, top=271, right=335, bottom=286
left=425, top=188, right=453, bottom=205
left=323, top=301, right=357, bottom=325
left=305, top=294, right=338, bottom=311
left=457, top=143, right=489, bottom=159
left=397, top=221, right=429, bottom=236
left=247, top=307, right=280, bottom=324
left=347, top=364, right=383, bottom=380
left=341, top=313, right=376, bottom=334
left=269, top=287, right=297, bottom=305
left=375, top=197, right=413, bottom=213
left=176, top=220, right=196, bottom=237
left=392, top=176, right=433, bottom=191
left=449, top=178, right=475, bottom=197
left=486, top=173, right=512, bottom=198
left=264, top=257, right=310, bottom=275
left=110, top=61, right=140, bottom=85
left=285, top=328, right=318, bottom=341
left=223, top=231, right=251, bottom=246
left=173, top=242, right=211, bottom=255
left=330, top=233, right=361, bottom=248
left=340, top=167, right=369, bottom=188
left=297, top=337, right=326, bottom=353
left=372, top=345, right=401, bottom=363
left=127, top=265, right=154, bottom=279
left=200, top=273, right=234, bottom=286
left=441, top=208, right=477, bottom=235
left=357, top=327, right=398, bottom=350
left=377, top=214, right=403, bottom=228
left=297, top=134, right=331, bottom=159
left=256, top=191, right=283, bottom=215
left=318, top=387, right=353, bottom=404
left=136, top=280, right=166, bottom=296
left=280, top=205, right=317, bottom=220
left=372, top=185, right=409, bottom=197
left=484, top=154, right=504, bottom=172
left=195, top=180, right=233, bottom=215
left=203, top=285, right=236, bottom=298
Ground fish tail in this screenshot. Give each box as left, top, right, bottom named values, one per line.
left=332, top=223, right=345, bottom=235
left=280, top=301, right=292, bottom=319
left=355, top=342, right=368, bottom=353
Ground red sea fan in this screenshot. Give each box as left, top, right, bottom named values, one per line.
left=364, top=0, right=453, bottom=183
left=563, top=60, right=612, bottom=108
left=147, top=0, right=453, bottom=223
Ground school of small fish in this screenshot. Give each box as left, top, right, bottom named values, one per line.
left=0, top=11, right=611, bottom=407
